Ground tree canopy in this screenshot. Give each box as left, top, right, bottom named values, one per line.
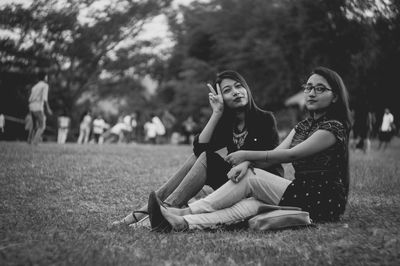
left=157, top=0, right=400, bottom=126
left=0, top=0, right=171, bottom=122
left=1, top=0, right=399, bottom=139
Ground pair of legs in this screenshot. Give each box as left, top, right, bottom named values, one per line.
left=27, top=111, right=46, bottom=145
left=378, top=131, right=392, bottom=150
left=57, top=127, right=69, bottom=144
left=114, top=152, right=210, bottom=225
left=160, top=168, right=291, bottom=230
left=77, top=125, right=90, bottom=144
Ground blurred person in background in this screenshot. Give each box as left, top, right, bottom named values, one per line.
left=57, top=113, right=70, bottom=144
left=27, top=72, right=53, bottom=145
left=351, top=104, right=371, bottom=153
left=92, top=115, right=108, bottom=144
left=161, top=110, right=177, bottom=144
left=112, top=70, right=283, bottom=227
left=378, top=108, right=395, bottom=150
left=144, top=117, right=157, bottom=144
left=152, top=114, right=166, bottom=144
left=122, top=114, right=133, bottom=143
left=0, top=113, right=4, bottom=134
left=129, top=112, right=138, bottom=142
left=103, top=116, right=129, bottom=144
left=182, top=115, right=197, bottom=145
left=77, top=110, right=92, bottom=144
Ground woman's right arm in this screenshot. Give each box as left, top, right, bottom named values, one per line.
left=193, top=84, right=225, bottom=156
left=197, top=83, right=224, bottom=143
left=197, top=112, right=223, bottom=143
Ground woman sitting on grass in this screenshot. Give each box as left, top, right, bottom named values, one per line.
left=112, top=70, right=283, bottom=227
left=148, top=66, right=352, bottom=231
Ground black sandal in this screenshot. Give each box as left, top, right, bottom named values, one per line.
left=148, top=191, right=173, bottom=233
left=131, top=210, right=149, bottom=223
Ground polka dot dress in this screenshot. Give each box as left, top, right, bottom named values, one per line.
left=279, top=116, right=349, bottom=222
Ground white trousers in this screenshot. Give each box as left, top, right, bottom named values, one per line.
left=185, top=168, right=291, bottom=229
left=57, top=128, right=68, bottom=144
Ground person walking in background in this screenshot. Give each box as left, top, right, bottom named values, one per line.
left=27, top=72, right=53, bottom=145
left=0, top=113, right=5, bottom=134
left=92, top=115, right=108, bottom=144
left=103, top=117, right=129, bottom=144
left=152, top=114, right=166, bottom=144
left=161, top=110, right=177, bottom=144
left=144, top=118, right=157, bottom=144
left=148, top=66, right=352, bottom=232
left=130, top=112, right=138, bottom=142
left=112, top=70, right=283, bottom=227
left=77, top=110, right=92, bottom=144
left=57, top=114, right=70, bottom=144
left=351, top=103, right=371, bottom=153
left=122, top=114, right=133, bottom=143
left=368, top=111, right=377, bottom=140
left=378, top=108, right=395, bottom=150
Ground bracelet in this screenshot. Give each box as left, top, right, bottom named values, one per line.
left=265, top=151, right=269, bottom=161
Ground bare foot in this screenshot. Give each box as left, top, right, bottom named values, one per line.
left=160, top=206, right=188, bottom=231
left=111, top=219, right=125, bottom=227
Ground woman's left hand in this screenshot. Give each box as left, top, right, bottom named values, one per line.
left=225, top=151, right=248, bottom=166
left=227, top=162, right=249, bottom=183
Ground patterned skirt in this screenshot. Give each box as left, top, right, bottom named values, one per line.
left=279, top=171, right=348, bottom=222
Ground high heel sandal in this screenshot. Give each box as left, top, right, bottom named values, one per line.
left=111, top=210, right=149, bottom=227
left=148, top=191, right=173, bottom=233
left=131, top=210, right=149, bottom=224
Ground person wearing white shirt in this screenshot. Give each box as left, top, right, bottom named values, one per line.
left=92, top=116, right=108, bottom=144
left=77, top=111, right=92, bottom=144
left=152, top=115, right=166, bottom=144
left=144, top=120, right=157, bottom=144
left=27, top=72, right=53, bottom=145
left=378, top=108, right=395, bottom=150
left=57, top=115, right=70, bottom=144
left=0, top=113, right=5, bottom=134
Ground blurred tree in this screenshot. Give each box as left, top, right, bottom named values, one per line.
left=157, top=0, right=398, bottom=130
left=0, top=0, right=171, bottom=127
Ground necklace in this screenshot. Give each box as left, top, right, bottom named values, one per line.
left=232, top=128, right=248, bottom=149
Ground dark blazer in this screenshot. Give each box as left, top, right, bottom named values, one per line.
left=193, top=109, right=283, bottom=178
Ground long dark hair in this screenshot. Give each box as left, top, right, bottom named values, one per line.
left=311, top=66, right=352, bottom=131
left=311, top=66, right=351, bottom=199
left=213, top=70, right=264, bottom=126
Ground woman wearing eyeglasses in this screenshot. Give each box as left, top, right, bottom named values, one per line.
left=148, top=66, right=352, bottom=231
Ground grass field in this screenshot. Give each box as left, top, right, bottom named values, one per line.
left=1, top=139, right=400, bottom=265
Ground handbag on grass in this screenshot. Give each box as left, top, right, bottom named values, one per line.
left=248, top=204, right=312, bottom=231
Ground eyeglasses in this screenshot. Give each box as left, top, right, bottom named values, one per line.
left=302, top=84, right=332, bottom=94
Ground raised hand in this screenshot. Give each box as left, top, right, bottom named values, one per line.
left=207, top=83, right=224, bottom=114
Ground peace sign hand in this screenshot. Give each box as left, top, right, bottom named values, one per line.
left=207, top=83, right=224, bottom=114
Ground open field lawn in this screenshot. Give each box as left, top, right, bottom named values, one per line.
left=1, top=139, right=400, bottom=265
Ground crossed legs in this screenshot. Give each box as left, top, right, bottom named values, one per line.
left=159, top=168, right=291, bottom=230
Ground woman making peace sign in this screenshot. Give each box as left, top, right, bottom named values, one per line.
left=112, top=70, right=283, bottom=227
left=148, top=66, right=352, bottom=231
